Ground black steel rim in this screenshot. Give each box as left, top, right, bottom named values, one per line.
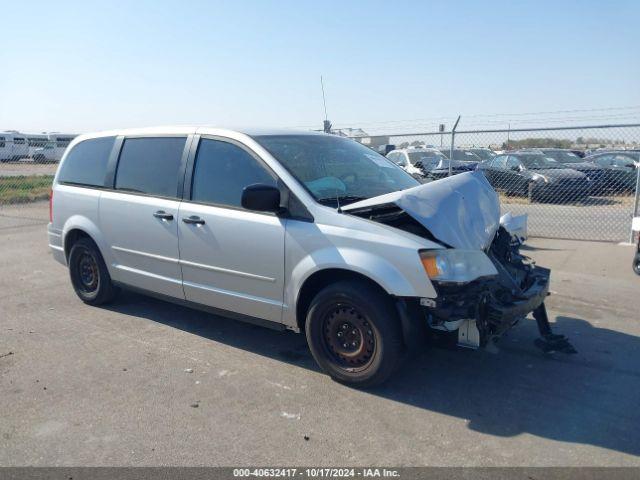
left=76, top=248, right=99, bottom=293
left=321, top=303, right=376, bottom=372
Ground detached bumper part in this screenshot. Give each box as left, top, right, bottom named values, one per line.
left=532, top=303, right=577, bottom=354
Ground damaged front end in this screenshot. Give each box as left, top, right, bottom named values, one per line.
left=427, top=225, right=574, bottom=353
left=344, top=171, right=576, bottom=354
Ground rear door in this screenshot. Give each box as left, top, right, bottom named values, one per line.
left=178, top=136, right=286, bottom=323
left=100, top=136, right=190, bottom=298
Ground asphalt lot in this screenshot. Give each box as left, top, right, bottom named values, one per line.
left=1, top=216, right=640, bottom=466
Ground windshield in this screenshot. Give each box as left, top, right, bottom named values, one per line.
left=517, top=154, right=562, bottom=169
left=440, top=149, right=481, bottom=161
left=469, top=149, right=495, bottom=161
left=407, top=151, right=444, bottom=169
left=543, top=150, right=582, bottom=163
left=254, top=135, right=420, bottom=206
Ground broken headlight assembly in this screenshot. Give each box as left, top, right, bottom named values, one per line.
left=419, top=249, right=498, bottom=284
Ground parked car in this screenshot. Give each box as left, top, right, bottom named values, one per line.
left=428, top=158, right=479, bottom=180
left=478, top=152, right=591, bottom=202
left=427, top=149, right=481, bottom=180
left=467, top=148, right=496, bottom=161
left=523, top=148, right=605, bottom=190
left=585, top=151, right=639, bottom=193
left=32, top=141, right=58, bottom=163
left=48, top=127, right=565, bottom=386
left=387, top=147, right=445, bottom=178
left=438, top=148, right=482, bottom=162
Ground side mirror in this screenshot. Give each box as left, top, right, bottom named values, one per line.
left=511, top=165, right=521, bottom=171
left=241, top=184, right=281, bottom=213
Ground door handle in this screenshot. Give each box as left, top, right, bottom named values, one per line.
left=183, top=215, right=205, bottom=225
left=153, top=210, right=174, bottom=220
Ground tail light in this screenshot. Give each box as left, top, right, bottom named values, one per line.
left=49, top=188, right=53, bottom=223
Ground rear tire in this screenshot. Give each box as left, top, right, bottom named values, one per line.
left=305, top=281, right=405, bottom=388
left=68, top=237, right=118, bottom=305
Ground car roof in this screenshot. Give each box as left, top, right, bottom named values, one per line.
left=391, top=147, right=441, bottom=153
left=70, top=126, right=327, bottom=143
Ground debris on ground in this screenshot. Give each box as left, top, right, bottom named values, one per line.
left=184, top=368, right=193, bottom=373
left=190, top=402, right=199, bottom=408
left=281, top=412, right=300, bottom=420
left=0, top=351, right=14, bottom=359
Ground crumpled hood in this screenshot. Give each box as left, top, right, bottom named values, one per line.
left=343, top=171, right=500, bottom=250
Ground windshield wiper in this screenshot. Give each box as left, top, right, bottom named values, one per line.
left=317, top=195, right=368, bottom=206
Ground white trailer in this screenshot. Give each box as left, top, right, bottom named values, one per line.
left=47, top=133, right=77, bottom=162
left=0, top=132, right=29, bottom=162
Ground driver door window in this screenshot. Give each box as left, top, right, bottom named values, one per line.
left=191, top=139, right=277, bottom=208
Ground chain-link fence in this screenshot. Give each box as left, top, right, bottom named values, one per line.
left=1, top=124, right=639, bottom=242
left=0, top=132, right=72, bottom=229
left=351, top=123, right=640, bottom=243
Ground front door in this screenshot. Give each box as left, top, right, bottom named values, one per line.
left=100, top=136, right=188, bottom=299
left=178, top=137, right=286, bottom=323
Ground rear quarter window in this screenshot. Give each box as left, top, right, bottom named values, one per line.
left=57, top=136, right=116, bottom=187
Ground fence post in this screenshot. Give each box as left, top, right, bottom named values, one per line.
left=630, top=165, right=640, bottom=243
left=449, top=116, right=461, bottom=177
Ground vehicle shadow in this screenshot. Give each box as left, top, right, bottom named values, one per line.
left=107, top=292, right=640, bottom=457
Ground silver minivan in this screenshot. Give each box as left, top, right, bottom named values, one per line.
left=48, top=127, right=568, bottom=387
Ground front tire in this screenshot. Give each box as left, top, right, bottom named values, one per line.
left=633, top=252, right=640, bottom=276
left=305, top=281, right=405, bottom=388
left=68, top=237, right=118, bottom=305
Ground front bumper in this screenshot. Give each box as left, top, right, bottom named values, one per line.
left=411, top=226, right=553, bottom=348
left=483, top=265, right=550, bottom=329
left=425, top=264, right=549, bottom=336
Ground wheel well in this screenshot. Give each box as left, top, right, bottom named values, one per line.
left=295, top=269, right=391, bottom=331
left=63, top=229, right=92, bottom=259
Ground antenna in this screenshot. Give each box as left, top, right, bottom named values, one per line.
left=320, top=76, right=332, bottom=133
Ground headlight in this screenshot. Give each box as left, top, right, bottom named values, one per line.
left=531, top=173, right=550, bottom=183
left=419, top=249, right=498, bottom=284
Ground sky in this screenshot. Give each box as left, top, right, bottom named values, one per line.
left=1, top=0, right=639, bottom=134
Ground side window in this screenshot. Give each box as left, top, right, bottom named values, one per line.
left=191, top=138, right=276, bottom=208
left=115, top=137, right=186, bottom=198
left=595, top=155, right=613, bottom=167
left=57, top=136, right=115, bottom=187
left=506, top=156, right=521, bottom=169
left=492, top=156, right=507, bottom=169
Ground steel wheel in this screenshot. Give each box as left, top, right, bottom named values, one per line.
left=68, top=237, right=117, bottom=305
left=321, top=303, right=377, bottom=372
left=75, top=248, right=100, bottom=294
